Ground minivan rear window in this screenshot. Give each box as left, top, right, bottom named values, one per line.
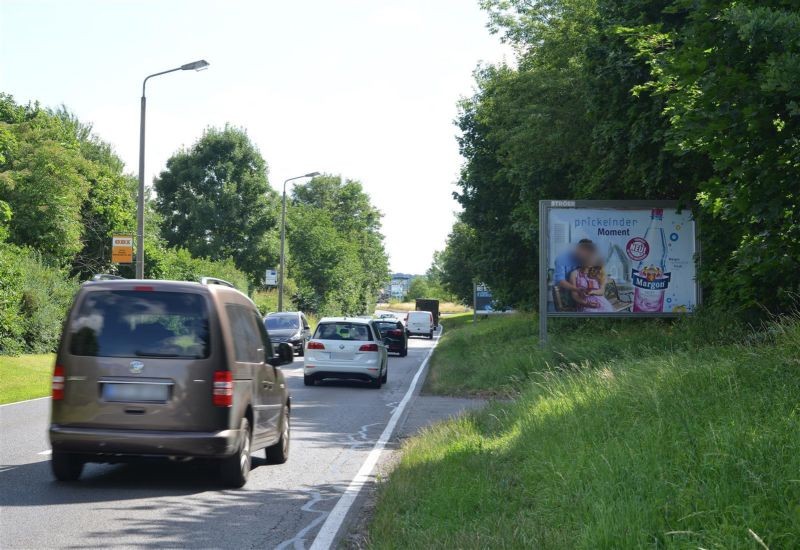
left=314, top=322, right=372, bottom=341
left=69, top=290, right=210, bottom=358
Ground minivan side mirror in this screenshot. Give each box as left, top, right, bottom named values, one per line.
left=270, top=342, right=294, bottom=367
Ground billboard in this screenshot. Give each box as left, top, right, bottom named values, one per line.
left=474, top=283, right=494, bottom=312
left=111, top=234, right=133, bottom=264
left=539, top=201, right=699, bottom=324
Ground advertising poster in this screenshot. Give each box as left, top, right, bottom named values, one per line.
left=474, top=283, right=494, bottom=312
left=544, top=203, right=698, bottom=315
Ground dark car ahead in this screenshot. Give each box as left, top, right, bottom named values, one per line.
left=371, top=319, right=408, bottom=357
left=49, top=277, right=293, bottom=488
left=264, top=311, right=311, bottom=356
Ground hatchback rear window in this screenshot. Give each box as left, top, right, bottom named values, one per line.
left=69, top=290, right=210, bottom=358
left=375, top=321, right=402, bottom=333
left=314, top=322, right=372, bottom=341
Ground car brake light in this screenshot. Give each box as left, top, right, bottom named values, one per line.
left=389, top=329, right=403, bottom=336
left=213, top=371, right=233, bottom=407
left=359, top=343, right=379, bottom=352
left=52, top=364, right=65, bottom=401
left=308, top=341, right=325, bottom=350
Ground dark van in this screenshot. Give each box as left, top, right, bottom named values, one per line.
left=49, top=277, right=293, bottom=487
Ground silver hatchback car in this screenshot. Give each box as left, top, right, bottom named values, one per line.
left=49, top=277, right=293, bottom=487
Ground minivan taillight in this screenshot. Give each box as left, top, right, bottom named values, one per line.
left=308, top=341, right=325, bottom=350
left=52, top=364, right=65, bottom=401
left=389, top=329, right=403, bottom=336
left=359, top=343, right=379, bottom=352
left=213, top=371, right=233, bottom=407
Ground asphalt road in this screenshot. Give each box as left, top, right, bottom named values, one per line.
left=0, top=331, right=439, bottom=549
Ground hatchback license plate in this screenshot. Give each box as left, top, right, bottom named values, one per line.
left=102, top=383, right=169, bottom=403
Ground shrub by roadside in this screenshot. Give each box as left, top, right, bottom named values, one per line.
left=370, top=313, right=800, bottom=548
left=0, top=244, right=78, bottom=354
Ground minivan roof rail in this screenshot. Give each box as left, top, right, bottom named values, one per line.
left=92, top=274, right=125, bottom=281
left=199, top=277, right=235, bottom=289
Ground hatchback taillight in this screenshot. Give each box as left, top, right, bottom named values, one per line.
left=359, top=343, right=379, bottom=352
left=52, top=364, right=65, bottom=401
left=308, top=341, right=325, bottom=350
left=213, top=371, right=233, bottom=407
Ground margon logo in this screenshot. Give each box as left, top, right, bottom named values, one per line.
left=550, top=200, right=576, bottom=207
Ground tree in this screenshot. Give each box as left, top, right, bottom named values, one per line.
left=453, top=0, right=799, bottom=315
left=154, top=126, right=280, bottom=283
left=438, top=220, right=480, bottom=304
left=0, top=95, right=136, bottom=272
left=289, top=175, right=389, bottom=314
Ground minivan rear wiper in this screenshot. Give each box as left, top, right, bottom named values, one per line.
left=134, top=351, right=180, bottom=357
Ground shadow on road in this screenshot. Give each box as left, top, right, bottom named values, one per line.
left=1, top=458, right=348, bottom=548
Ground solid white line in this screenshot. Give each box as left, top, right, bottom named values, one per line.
left=38, top=449, right=52, bottom=456
left=309, top=329, right=442, bottom=550
left=0, top=396, right=50, bottom=408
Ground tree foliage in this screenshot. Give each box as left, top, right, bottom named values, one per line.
left=446, top=0, right=800, bottom=315
left=154, top=126, right=280, bottom=283
left=288, top=175, right=389, bottom=315
left=0, top=95, right=137, bottom=273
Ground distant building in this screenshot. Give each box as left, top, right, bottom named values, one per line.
left=389, top=273, right=413, bottom=300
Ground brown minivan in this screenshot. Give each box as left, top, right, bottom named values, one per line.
left=49, top=277, right=293, bottom=487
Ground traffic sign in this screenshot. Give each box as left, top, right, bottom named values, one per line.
left=265, top=269, right=278, bottom=286
left=111, top=234, right=133, bottom=264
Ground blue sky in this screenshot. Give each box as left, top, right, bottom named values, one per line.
left=0, top=0, right=510, bottom=273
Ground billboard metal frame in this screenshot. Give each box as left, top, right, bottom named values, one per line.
left=538, top=200, right=701, bottom=346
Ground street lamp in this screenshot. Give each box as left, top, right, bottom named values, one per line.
left=136, top=59, right=210, bottom=279
left=279, top=172, right=320, bottom=311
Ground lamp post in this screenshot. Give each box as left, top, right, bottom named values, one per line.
left=278, top=172, right=320, bottom=311
left=136, top=59, right=210, bottom=279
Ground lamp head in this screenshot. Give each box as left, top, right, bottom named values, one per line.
left=181, top=60, right=210, bottom=71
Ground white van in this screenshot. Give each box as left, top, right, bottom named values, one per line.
left=406, top=310, right=434, bottom=339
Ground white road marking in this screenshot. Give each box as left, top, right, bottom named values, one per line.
left=0, top=396, right=50, bottom=408
left=309, top=330, right=442, bottom=550
left=37, top=450, right=52, bottom=456
left=274, top=491, right=335, bottom=550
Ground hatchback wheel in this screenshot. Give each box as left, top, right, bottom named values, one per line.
left=303, top=374, right=315, bottom=386
left=221, top=417, right=251, bottom=488
left=381, top=367, right=388, bottom=384
left=266, top=404, right=290, bottom=464
left=51, top=451, right=84, bottom=482
left=400, top=348, right=408, bottom=357
left=370, top=375, right=382, bottom=389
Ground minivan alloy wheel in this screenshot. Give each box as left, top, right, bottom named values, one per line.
left=221, top=417, right=251, bottom=488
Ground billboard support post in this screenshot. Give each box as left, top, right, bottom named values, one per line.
left=472, top=281, right=477, bottom=324
left=539, top=201, right=548, bottom=348
left=538, top=200, right=700, bottom=349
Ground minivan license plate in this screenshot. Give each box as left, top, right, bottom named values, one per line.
left=102, top=383, right=169, bottom=403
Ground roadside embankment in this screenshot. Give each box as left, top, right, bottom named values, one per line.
left=369, top=312, right=800, bottom=548
left=0, top=354, right=54, bottom=404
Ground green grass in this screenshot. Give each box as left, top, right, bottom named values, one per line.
left=371, top=313, right=800, bottom=548
left=426, top=310, right=748, bottom=397
left=0, top=354, right=54, bottom=404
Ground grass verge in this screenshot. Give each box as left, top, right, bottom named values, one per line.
left=0, top=354, right=54, bottom=404
left=371, top=313, right=800, bottom=548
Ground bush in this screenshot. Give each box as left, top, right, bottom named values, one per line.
left=0, top=244, right=78, bottom=354
left=144, top=243, right=249, bottom=293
